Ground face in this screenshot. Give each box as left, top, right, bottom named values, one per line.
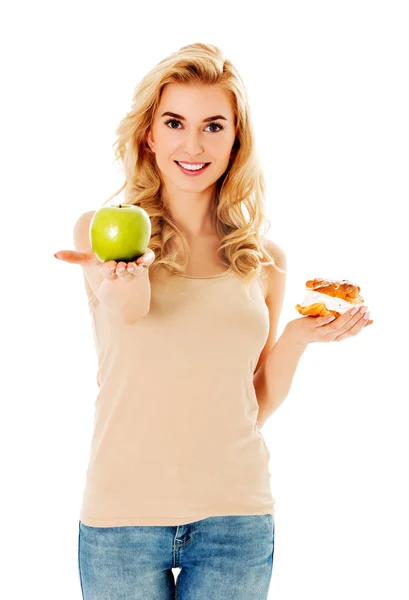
left=146, top=83, right=236, bottom=195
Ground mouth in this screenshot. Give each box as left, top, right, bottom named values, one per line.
left=174, top=161, right=211, bottom=175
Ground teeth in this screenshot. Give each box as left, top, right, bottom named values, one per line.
left=178, top=162, right=207, bottom=171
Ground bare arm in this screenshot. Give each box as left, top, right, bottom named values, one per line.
left=254, top=329, right=307, bottom=428
left=55, top=210, right=154, bottom=324
left=98, top=268, right=151, bottom=324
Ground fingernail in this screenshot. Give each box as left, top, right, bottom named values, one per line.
left=327, top=316, right=336, bottom=322
left=351, top=306, right=359, bottom=315
left=54, top=253, right=60, bottom=259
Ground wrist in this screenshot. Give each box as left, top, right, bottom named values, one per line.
left=283, top=323, right=309, bottom=353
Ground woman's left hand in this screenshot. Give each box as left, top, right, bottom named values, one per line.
left=285, top=305, right=373, bottom=348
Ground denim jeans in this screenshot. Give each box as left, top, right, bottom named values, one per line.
left=78, top=514, right=275, bottom=599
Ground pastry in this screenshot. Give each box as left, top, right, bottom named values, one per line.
left=295, top=278, right=373, bottom=324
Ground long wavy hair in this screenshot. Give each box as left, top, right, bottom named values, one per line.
left=102, top=42, right=286, bottom=292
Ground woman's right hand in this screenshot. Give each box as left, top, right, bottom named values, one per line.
left=54, top=247, right=156, bottom=281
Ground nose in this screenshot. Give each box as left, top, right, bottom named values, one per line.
left=182, top=131, right=205, bottom=157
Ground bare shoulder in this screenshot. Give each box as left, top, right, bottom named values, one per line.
left=259, top=237, right=287, bottom=299
left=73, top=210, right=96, bottom=251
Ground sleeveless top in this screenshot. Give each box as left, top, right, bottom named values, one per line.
left=79, top=262, right=276, bottom=527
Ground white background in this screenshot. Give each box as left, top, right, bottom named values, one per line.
left=2, top=1, right=408, bottom=598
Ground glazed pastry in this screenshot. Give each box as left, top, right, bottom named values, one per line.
left=295, top=278, right=373, bottom=323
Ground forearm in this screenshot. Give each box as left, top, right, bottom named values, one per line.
left=253, top=327, right=308, bottom=428
left=98, top=268, right=151, bottom=324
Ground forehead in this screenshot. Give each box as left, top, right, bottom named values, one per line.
left=157, top=83, right=234, bottom=119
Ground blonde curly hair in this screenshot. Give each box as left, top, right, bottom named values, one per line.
left=102, top=42, right=286, bottom=292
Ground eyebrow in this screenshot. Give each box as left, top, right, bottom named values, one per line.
left=160, top=111, right=227, bottom=122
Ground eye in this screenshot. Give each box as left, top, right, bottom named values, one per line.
left=206, top=122, right=224, bottom=132
left=164, top=119, right=224, bottom=132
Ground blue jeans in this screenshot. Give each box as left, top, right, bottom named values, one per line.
left=78, top=514, right=275, bottom=599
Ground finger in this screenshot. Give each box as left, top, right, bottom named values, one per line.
left=326, top=305, right=367, bottom=331
left=126, top=262, right=137, bottom=274
left=116, top=261, right=134, bottom=280
left=315, top=314, right=338, bottom=327
left=54, top=249, right=100, bottom=265
left=342, top=318, right=373, bottom=342
left=332, top=310, right=370, bottom=341
left=345, top=307, right=370, bottom=330
left=100, top=261, right=118, bottom=280
left=135, top=257, right=146, bottom=267
left=136, top=248, right=155, bottom=268
left=135, top=262, right=149, bottom=271
left=126, top=262, right=146, bottom=275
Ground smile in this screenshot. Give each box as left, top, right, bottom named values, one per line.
left=175, top=161, right=211, bottom=176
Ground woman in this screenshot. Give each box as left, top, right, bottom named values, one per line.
left=55, top=42, right=371, bottom=600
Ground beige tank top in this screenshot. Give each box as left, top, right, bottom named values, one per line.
left=79, top=263, right=276, bottom=527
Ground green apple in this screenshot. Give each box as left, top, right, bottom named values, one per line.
left=89, top=204, right=151, bottom=262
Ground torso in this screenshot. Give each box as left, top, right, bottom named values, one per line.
left=173, top=234, right=268, bottom=300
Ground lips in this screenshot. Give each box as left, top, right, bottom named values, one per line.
left=175, top=161, right=210, bottom=167
left=174, top=161, right=211, bottom=176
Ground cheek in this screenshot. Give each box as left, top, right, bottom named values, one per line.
left=159, top=131, right=181, bottom=151
left=210, top=137, right=235, bottom=157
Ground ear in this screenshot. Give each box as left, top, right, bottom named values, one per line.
left=146, top=130, right=155, bottom=153
left=229, top=139, right=239, bottom=161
